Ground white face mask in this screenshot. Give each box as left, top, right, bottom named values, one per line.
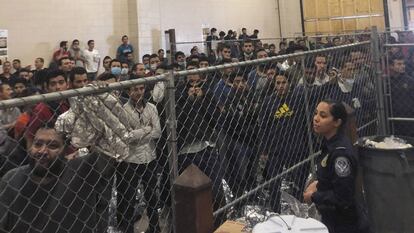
left=345, top=78, right=355, bottom=85
left=150, top=64, right=157, bottom=71
left=121, top=68, right=129, bottom=75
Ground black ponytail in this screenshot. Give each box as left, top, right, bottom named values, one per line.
left=322, top=99, right=347, bottom=128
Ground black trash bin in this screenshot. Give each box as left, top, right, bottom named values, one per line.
left=357, top=136, right=414, bottom=233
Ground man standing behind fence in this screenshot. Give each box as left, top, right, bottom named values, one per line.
left=176, top=82, right=226, bottom=228
left=26, top=70, right=69, bottom=148
left=0, top=125, right=112, bottom=233
left=118, top=80, right=161, bottom=233
left=388, top=56, right=414, bottom=137
left=259, top=72, right=310, bottom=213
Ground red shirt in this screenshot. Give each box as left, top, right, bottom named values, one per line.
left=26, top=101, right=70, bottom=139
left=53, top=49, right=70, bottom=61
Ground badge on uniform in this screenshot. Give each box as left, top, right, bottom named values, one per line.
left=321, top=154, right=329, bottom=167
left=334, top=157, right=351, bottom=177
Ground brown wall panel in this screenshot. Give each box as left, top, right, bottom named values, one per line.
left=305, top=21, right=318, bottom=33
left=304, top=0, right=317, bottom=19
left=318, top=0, right=331, bottom=18
left=342, top=0, right=356, bottom=16
left=356, top=0, right=370, bottom=14
left=371, top=0, right=384, bottom=13
left=302, top=0, right=385, bottom=33
left=329, top=0, right=342, bottom=16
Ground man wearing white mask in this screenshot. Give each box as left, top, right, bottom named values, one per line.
left=149, top=54, right=161, bottom=75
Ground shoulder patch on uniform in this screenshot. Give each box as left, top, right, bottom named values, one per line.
left=334, top=157, right=351, bottom=177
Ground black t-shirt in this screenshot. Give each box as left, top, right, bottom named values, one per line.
left=0, top=153, right=113, bottom=233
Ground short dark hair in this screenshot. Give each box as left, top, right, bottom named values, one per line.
left=122, top=35, right=128, bottom=40
left=199, top=56, right=209, bottom=64
left=58, top=57, right=70, bottom=66
left=243, top=39, right=254, bottom=46
left=286, top=45, right=307, bottom=54
left=59, top=41, right=68, bottom=47
left=132, top=63, right=144, bottom=71
left=150, top=54, right=159, bottom=59
left=219, top=31, right=226, bottom=37
left=87, top=40, right=94, bottom=45
left=242, top=28, right=247, bottom=31
left=35, top=124, right=66, bottom=144
left=45, top=70, right=66, bottom=86
left=142, top=54, right=151, bottom=60
left=18, top=68, right=30, bottom=74
left=12, top=59, right=21, bottom=63
left=158, top=49, right=164, bottom=53
left=69, top=67, right=87, bottom=83
left=220, top=44, right=231, bottom=51
left=72, top=39, right=79, bottom=44
left=190, top=46, right=198, bottom=54
left=97, top=73, right=117, bottom=82
left=219, top=58, right=233, bottom=65
left=315, top=53, right=327, bottom=59
left=228, top=72, right=247, bottom=83
left=12, top=77, right=28, bottom=87
left=254, top=29, right=259, bottom=34
left=110, top=59, right=121, bottom=67
left=186, top=61, right=199, bottom=69
left=390, top=55, right=405, bottom=66
left=211, top=28, right=217, bottom=33
left=255, top=49, right=267, bottom=55
left=175, top=51, right=185, bottom=60
left=0, top=80, right=10, bottom=91
left=36, top=57, right=44, bottom=63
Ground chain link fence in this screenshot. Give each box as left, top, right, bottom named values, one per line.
left=381, top=30, right=414, bottom=138
left=0, top=36, right=382, bottom=232
left=171, top=32, right=372, bottom=64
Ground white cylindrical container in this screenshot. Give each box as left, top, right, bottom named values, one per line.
left=252, top=215, right=328, bottom=233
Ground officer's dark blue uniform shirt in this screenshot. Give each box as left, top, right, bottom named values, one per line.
left=312, top=132, right=359, bottom=233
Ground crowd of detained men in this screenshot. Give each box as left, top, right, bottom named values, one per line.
left=0, top=27, right=413, bottom=233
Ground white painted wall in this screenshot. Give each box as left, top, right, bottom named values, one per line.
left=387, top=0, right=405, bottom=29
left=279, top=0, right=303, bottom=37
left=137, top=0, right=305, bottom=57
left=0, top=0, right=304, bottom=66
left=0, top=0, right=138, bottom=69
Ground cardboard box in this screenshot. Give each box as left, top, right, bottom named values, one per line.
left=214, top=220, right=248, bottom=233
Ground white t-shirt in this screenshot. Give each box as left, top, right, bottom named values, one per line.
left=83, top=49, right=100, bottom=73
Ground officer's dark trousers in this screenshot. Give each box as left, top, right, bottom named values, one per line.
left=320, top=210, right=359, bottom=233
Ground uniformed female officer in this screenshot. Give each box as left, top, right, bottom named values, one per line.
left=303, top=100, right=360, bottom=233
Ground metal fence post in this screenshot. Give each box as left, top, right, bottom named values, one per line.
left=164, top=70, right=178, bottom=233
left=371, top=26, right=388, bottom=135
